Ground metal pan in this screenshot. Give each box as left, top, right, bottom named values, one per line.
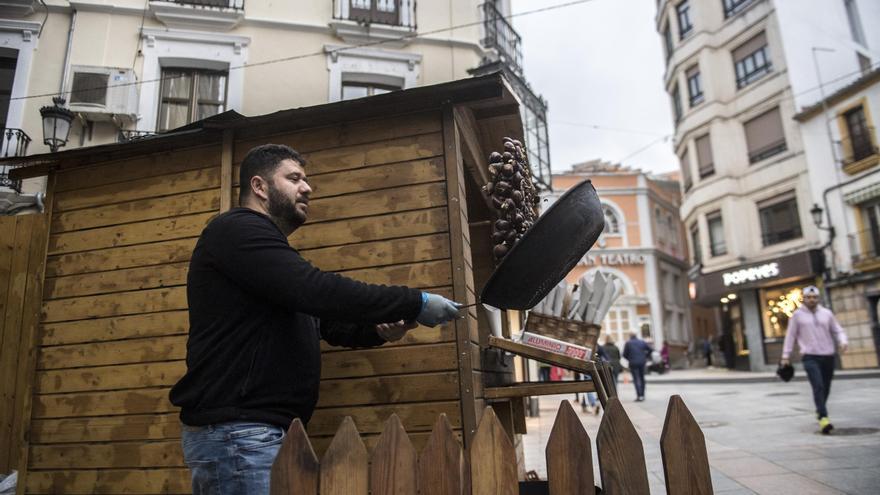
left=479, top=179, right=605, bottom=310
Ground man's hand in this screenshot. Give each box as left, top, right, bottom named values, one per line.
left=780, top=358, right=790, bottom=366
left=417, top=293, right=462, bottom=327
left=839, top=343, right=848, bottom=354
left=376, top=320, right=419, bottom=342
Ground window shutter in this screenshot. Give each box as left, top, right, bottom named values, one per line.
left=733, top=31, right=767, bottom=61
left=695, top=134, right=714, bottom=176
left=744, top=107, right=785, bottom=157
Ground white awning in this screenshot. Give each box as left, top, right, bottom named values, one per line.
left=844, top=182, right=880, bottom=205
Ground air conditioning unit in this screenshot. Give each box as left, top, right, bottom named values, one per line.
left=67, top=66, right=139, bottom=123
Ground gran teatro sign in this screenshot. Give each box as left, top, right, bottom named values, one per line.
left=582, top=252, right=647, bottom=266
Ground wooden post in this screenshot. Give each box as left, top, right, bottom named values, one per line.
left=660, top=395, right=713, bottom=495
left=596, top=398, right=650, bottom=494
left=320, top=416, right=368, bottom=495
left=270, top=419, right=319, bottom=495
left=220, top=128, right=234, bottom=212
left=418, top=414, right=464, bottom=495
left=546, top=400, right=594, bottom=495
left=371, top=414, right=418, bottom=495
left=469, top=406, right=517, bottom=495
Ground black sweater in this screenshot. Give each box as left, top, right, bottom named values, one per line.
left=169, top=208, right=423, bottom=427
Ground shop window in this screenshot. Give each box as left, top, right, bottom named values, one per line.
left=761, top=285, right=803, bottom=339
left=758, top=192, right=802, bottom=246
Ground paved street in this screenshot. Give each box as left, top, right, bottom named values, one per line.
left=521, top=375, right=880, bottom=494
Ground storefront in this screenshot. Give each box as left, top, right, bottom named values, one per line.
left=692, top=249, right=824, bottom=371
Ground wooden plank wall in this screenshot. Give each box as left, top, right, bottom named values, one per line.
left=0, top=212, right=50, bottom=479
left=231, top=110, right=470, bottom=456
left=26, top=146, right=223, bottom=493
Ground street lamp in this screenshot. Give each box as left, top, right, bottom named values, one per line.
left=39, top=97, right=75, bottom=153
left=810, top=203, right=836, bottom=242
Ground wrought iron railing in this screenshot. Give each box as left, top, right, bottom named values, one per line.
left=167, top=0, right=245, bottom=9
left=840, top=126, right=878, bottom=167
left=117, top=130, right=158, bottom=143
left=723, top=0, right=754, bottom=18
left=850, top=227, right=880, bottom=265
left=332, top=0, right=417, bottom=29
left=0, top=128, right=31, bottom=193
left=481, top=2, right=523, bottom=76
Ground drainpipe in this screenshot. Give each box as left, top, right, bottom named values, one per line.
left=60, top=9, right=76, bottom=96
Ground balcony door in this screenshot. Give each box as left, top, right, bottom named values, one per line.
left=0, top=48, right=17, bottom=129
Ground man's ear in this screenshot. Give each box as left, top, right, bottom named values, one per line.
left=250, top=175, right=269, bottom=201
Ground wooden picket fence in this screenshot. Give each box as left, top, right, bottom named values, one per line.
left=270, top=395, right=712, bottom=494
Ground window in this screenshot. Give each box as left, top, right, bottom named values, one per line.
left=859, top=200, right=880, bottom=261
left=842, top=105, right=876, bottom=164
left=695, top=133, right=714, bottom=178
left=858, top=53, right=872, bottom=75
left=341, top=81, right=401, bottom=100
left=733, top=32, right=772, bottom=89
left=758, top=192, right=802, bottom=246
left=723, top=0, right=754, bottom=18
left=680, top=151, right=693, bottom=191
left=672, top=84, right=683, bottom=123
left=664, top=24, right=674, bottom=62
left=707, top=211, right=727, bottom=256
left=690, top=223, right=701, bottom=264
left=844, top=0, right=867, bottom=46
left=676, top=1, right=693, bottom=39
left=157, top=68, right=227, bottom=132
left=686, top=65, right=703, bottom=107
left=349, top=0, right=400, bottom=26
left=745, top=107, right=787, bottom=163
left=603, top=205, right=621, bottom=234
left=0, top=49, right=16, bottom=129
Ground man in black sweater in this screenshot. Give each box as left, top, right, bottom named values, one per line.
left=170, top=144, right=460, bottom=494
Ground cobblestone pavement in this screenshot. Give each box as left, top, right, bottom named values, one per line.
left=521, top=376, right=880, bottom=494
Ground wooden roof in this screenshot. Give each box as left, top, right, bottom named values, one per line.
left=9, top=71, right=522, bottom=180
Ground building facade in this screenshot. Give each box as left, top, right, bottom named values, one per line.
left=0, top=0, right=551, bottom=200
left=657, top=0, right=880, bottom=370
left=550, top=161, right=693, bottom=368
left=795, top=69, right=880, bottom=369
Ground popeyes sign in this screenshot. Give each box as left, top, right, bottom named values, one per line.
left=722, top=262, right=780, bottom=286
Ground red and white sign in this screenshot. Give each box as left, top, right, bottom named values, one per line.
left=521, top=332, right=591, bottom=360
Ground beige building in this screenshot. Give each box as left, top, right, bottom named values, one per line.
left=657, top=0, right=880, bottom=370
left=1, top=0, right=551, bottom=197
left=550, top=161, right=693, bottom=368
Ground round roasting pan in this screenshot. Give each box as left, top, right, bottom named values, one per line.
left=479, top=179, right=605, bottom=310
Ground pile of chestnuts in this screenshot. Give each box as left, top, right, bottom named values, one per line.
left=482, top=137, right=540, bottom=261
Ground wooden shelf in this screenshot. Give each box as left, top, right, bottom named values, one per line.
left=488, top=336, right=592, bottom=373
left=485, top=381, right=596, bottom=400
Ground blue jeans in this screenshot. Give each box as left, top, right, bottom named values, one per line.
left=802, top=354, right=835, bottom=418
left=630, top=364, right=646, bottom=398
left=181, top=421, right=286, bottom=495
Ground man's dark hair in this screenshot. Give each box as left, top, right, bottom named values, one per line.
left=239, top=144, right=305, bottom=204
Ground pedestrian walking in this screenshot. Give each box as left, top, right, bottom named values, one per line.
left=602, top=337, right=622, bottom=384
left=702, top=338, right=713, bottom=367
left=623, top=332, right=653, bottom=401
left=781, top=285, right=848, bottom=434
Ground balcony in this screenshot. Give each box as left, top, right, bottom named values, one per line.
left=481, top=2, right=523, bottom=76
left=150, top=0, right=245, bottom=30
left=850, top=227, right=880, bottom=270
left=840, top=127, right=879, bottom=175
left=331, top=0, right=417, bottom=45
left=0, top=128, right=32, bottom=193
left=723, top=0, right=754, bottom=18
left=117, top=130, right=158, bottom=143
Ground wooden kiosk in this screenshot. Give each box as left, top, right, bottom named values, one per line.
left=0, top=73, right=600, bottom=493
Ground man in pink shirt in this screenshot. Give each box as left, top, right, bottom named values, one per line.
left=781, top=286, right=848, bottom=434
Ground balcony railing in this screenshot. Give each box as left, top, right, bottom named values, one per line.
left=850, top=227, right=880, bottom=266
left=748, top=138, right=787, bottom=164
left=167, top=0, right=244, bottom=9
left=481, top=2, right=523, bottom=76
left=840, top=127, right=878, bottom=168
left=723, top=0, right=754, bottom=18
left=0, top=128, right=31, bottom=193
left=117, top=130, right=158, bottom=143
left=332, top=0, right=417, bottom=29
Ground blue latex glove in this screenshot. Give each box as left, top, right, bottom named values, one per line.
left=417, top=292, right=462, bottom=327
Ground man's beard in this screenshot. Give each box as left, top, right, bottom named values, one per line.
left=267, top=181, right=307, bottom=228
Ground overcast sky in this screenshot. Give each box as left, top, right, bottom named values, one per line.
left=511, top=0, right=678, bottom=174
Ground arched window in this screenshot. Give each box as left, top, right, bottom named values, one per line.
left=603, top=204, right=621, bottom=234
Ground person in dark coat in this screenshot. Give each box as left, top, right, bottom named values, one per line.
left=602, top=337, right=622, bottom=384
left=623, top=332, right=653, bottom=401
